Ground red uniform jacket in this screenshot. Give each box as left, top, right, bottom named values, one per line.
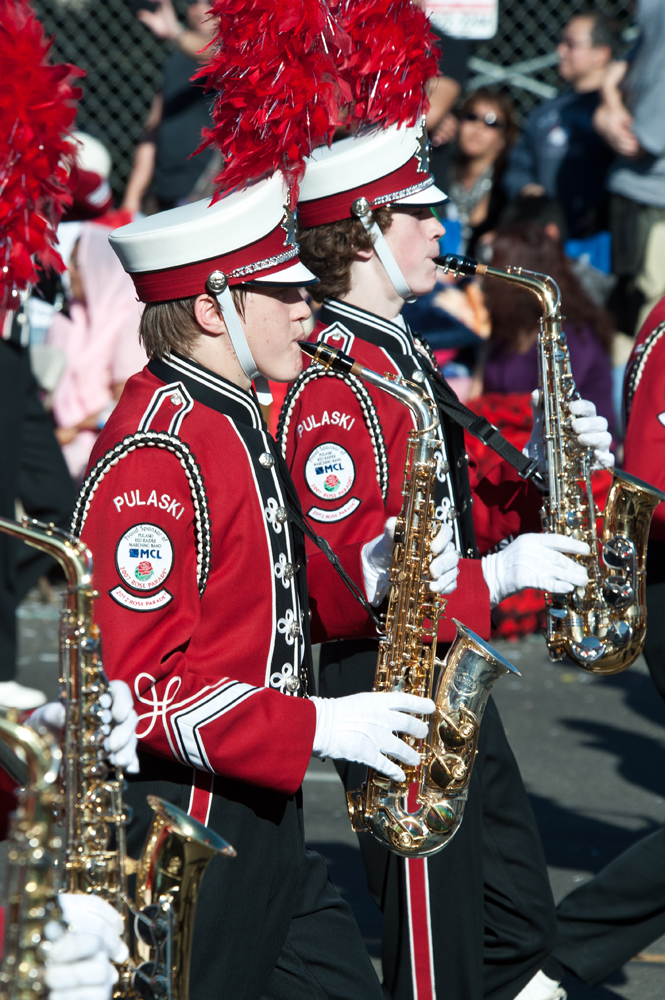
left=279, top=300, right=540, bottom=642
left=76, top=353, right=372, bottom=796
left=624, top=295, right=665, bottom=542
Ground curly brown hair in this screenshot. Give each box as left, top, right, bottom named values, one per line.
left=297, top=206, right=393, bottom=301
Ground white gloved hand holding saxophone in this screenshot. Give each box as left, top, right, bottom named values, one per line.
left=524, top=389, right=614, bottom=475
left=27, top=679, right=140, bottom=774
left=362, top=517, right=460, bottom=606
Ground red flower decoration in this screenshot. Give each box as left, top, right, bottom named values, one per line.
left=339, top=0, right=440, bottom=132
left=0, top=0, right=83, bottom=313
left=195, top=0, right=351, bottom=202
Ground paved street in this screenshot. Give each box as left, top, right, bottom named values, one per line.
left=14, top=587, right=665, bottom=998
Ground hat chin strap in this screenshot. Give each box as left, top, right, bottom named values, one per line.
left=206, top=273, right=272, bottom=406
left=352, top=198, right=415, bottom=304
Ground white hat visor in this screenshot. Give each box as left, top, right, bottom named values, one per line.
left=250, top=260, right=319, bottom=286
left=393, top=183, right=449, bottom=208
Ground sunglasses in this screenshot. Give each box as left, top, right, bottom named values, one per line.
left=462, top=111, right=505, bottom=130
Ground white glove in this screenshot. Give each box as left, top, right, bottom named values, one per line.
left=568, top=398, right=614, bottom=470
left=481, top=533, right=590, bottom=606
left=44, top=893, right=128, bottom=1000
left=311, top=691, right=434, bottom=783
left=27, top=681, right=139, bottom=775
left=104, top=680, right=139, bottom=774
left=428, top=521, right=460, bottom=594
left=27, top=700, right=66, bottom=733
left=361, top=518, right=460, bottom=605
left=524, top=390, right=614, bottom=474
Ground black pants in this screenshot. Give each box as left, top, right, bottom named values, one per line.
left=553, top=541, right=665, bottom=986
left=319, top=639, right=557, bottom=1000
left=126, top=752, right=383, bottom=1000
left=0, top=342, right=76, bottom=679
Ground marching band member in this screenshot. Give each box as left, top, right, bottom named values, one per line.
left=549, top=294, right=665, bottom=987
left=279, top=121, right=614, bottom=1000
left=70, top=163, right=473, bottom=996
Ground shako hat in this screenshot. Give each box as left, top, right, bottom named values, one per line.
left=108, top=175, right=316, bottom=404
left=108, top=174, right=316, bottom=303
left=297, top=122, right=447, bottom=228
left=297, top=0, right=447, bottom=301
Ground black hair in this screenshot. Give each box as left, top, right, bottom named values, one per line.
left=574, top=9, right=620, bottom=58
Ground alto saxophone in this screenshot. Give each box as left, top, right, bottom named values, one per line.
left=301, top=342, right=518, bottom=858
left=0, top=515, right=235, bottom=1000
left=438, top=253, right=665, bottom=674
left=0, top=714, right=64, bottom=1000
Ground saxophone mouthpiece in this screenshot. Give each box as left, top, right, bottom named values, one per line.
left=300, top=341, right=364, bottom=377
left=435, top=254, right=488, bottom=277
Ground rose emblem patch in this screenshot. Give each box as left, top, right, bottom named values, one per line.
left=305, top=442, right=355, bottom=501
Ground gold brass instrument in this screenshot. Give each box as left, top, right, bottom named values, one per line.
left=438, top=253, right=665, bottom=674
left=0, top=714, right=64, bottom=1000
left=301, top=342, right=518, bottom=858
left=0, top=515, right=235, bottom=999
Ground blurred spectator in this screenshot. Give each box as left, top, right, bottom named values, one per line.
left=26, top=131, right=115, bottom=349
left=424, top=23, right=469, bottom=196
left=595, top=0, right=665, bottom=336
left=503, top=11, right=618, bottom=239
left=46, top=223, right=146, bottom=480
left=480, top=225, right=615, bottom=433
left=122, top=0, right=217, bottom=214
left=443, top=89, right=519, bottom=255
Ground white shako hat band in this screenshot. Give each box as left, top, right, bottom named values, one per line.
left=298, top=122, right=448, bottom=302
left=108, top=174, right=317, bottom=406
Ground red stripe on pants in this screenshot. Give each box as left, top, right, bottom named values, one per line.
left=187, top=768, right=214, bottom=826
left=406, top=857, right=436, bottom=999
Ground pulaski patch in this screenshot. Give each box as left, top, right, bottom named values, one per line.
left=115, top=523, right=174, bottom=592
left=305, top=442, right=355, bottom=501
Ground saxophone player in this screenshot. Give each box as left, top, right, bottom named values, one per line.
left=66, top=161, right=473, bottom=998
left=279, top=124, right=615, bottom=1000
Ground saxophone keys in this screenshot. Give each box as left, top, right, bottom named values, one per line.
left=438, top=710, right=476, bottom=749
left=429, top=752, right=468, bottom=790
left=424, top=801, right=456, bottom=834
left=606, top=620, right=633, bottom=648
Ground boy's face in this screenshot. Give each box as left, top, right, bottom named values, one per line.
left=383, top=206, right=445, bottom=298
left=241, top=286, right=312, bottom=383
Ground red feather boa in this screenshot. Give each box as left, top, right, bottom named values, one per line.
left=195, top=0, right=351, bottom=202
left=339, top=0, right=440, bottom=132
left=0, top=0, right=82, bottom=313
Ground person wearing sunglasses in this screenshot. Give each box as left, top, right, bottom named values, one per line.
left=443, top=88, right=519, bottom=255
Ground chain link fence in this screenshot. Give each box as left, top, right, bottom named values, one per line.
left=33, top=0, right=635, bottom=197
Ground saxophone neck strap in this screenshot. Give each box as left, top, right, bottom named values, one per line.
left=270, top=442, right=384, bottom=632
left=417, top=351, right=546, bottom=489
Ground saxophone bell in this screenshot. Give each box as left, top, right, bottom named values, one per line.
left=348, top=621, right=519, bottom=858
left=132, top=795, right=235, bottom=1000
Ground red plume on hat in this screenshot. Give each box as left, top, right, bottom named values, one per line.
left=338, top=0, right=440, bottom=132
left=0, top=0, right=83, bottom=313
left=195, top=0, right=351, bottom=203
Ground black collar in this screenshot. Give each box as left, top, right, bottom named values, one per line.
left=148, top=353, right=265, bottom=431
left=319, top=298, right=417, bottom=359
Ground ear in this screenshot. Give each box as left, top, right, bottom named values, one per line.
left=354, top=245, right=375, bottom=262
left=193, top=293, right=227, bottom=335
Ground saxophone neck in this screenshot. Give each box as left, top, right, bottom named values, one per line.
left=300, top=340, right=439, bottom=435
left=436, top=254, right=561, bottom=319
